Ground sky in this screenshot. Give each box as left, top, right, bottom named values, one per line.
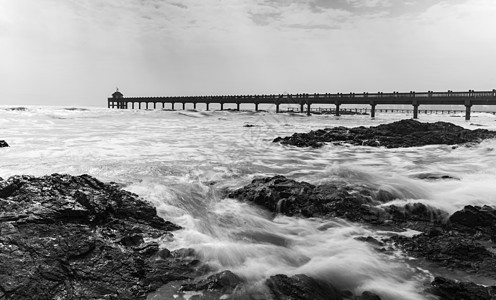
left=1, top=0, right=496, bottom=107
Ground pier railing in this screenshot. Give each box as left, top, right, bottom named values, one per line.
left=108, top=89, right=496, bottom=120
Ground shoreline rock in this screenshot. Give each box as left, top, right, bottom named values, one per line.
left=0, top=174, right=200, bottom=300
left=0, top=140, right=8, bottom=147
left=273, top=119, right=496, bottom=148
left=227, top=175, right=447, bottom=231
left=228, top=175, right=496, bottom=299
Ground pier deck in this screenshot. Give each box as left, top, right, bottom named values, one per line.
left=108, top=89, right=496, bottom=120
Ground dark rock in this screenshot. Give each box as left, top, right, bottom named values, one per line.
left=428, top=277, right=496, bottom=300
left=273, top=119, right=496, bottom=148
left=0, top=174, right=197, bottom=300
left=0, top=140, right=8, bottom=147
left=181, top=270, right=242, bottom=293
left=449, top=205, right=496, bottom=240
left=410, top=172, right=460, bottom=181
left=228, top=175, right=446, bottom=229
left=265, top=274, right=342, bottom=300
left=361, top=291, right=382, bottom=300
left=389, top=230, right=496, bottom=277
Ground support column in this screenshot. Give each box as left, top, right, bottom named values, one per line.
left=132, top=102, right=135, bottom=109
left=300, top=103, right=304, bottom=113
left=413, top=105, right=419, bottom=119
left=276, top=103, right=280, bottom=113
left=335, top=104, right=340, bottom=116
left=255, top=103, right=259, bottom=112
left=139, top=102, right=141, bottom=109
left=236, top=103, right=240, bottom=111
left=206, top=103, right=209, bottom=111
left=162, top=102, right=165, bottom=109
left=220, top=103, right=224, bottom=111
left=182, top=102, right=186, bottom=110
left=465, top=105, right=472, bottom=120
left=153, top=102, right=156, bottom=109
left=108, top=101, right=111, bottom=109
left=371, top=104, right=376, bottom=118
left=172, top=103, right=175, bottom=110
left=146, top=102, right=149, bottom=109
left=307, top=102, right=311, bottom=116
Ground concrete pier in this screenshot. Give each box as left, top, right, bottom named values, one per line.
left=108, top=89, right=496, bottom=120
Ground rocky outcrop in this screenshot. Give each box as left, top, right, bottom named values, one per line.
left=389, top=205, right=496, bottom=278
left=265, top=274, right=344, bottom=300
left=0, top=174, right=199, bottom=300
left=273, top=119, right=496, bottom=148
left=229, top=176, right=496, bottom=299
left=0, top=140, right=8, bottom=147
left=428, top=277, right=496, bottom=300
left=227, top=175, right=447, bottom=230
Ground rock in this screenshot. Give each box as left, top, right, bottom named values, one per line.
left=181, top=270, right=242, bottom=293
left=273, top=119, right=496, bottom=148
left=0, top=140, right=8, bottom=147
left=428, top=277, right=496, bottom=300
left=410, top=172, right=460, bottom=181
left=228, top=175, right=446, bottom=229
left=265, top=274, right=343, bottom=300
left=449, top=205, right=496, bottom=240
left=361, top=291, right=382, bottom=300
left=389, top=230, right=496, bottom=277
left=0, top=174, right=197, bottom=300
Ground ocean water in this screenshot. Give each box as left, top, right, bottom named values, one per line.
left=1, top=106, right=496, bottom=300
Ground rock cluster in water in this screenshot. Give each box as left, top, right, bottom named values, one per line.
left=0, top=140, right=8, bottom=147
left=228, top=175, right=496, bottom=300
left=273, top=119, right=496, bottom=148
left=0, top=174, right=202, bottom=300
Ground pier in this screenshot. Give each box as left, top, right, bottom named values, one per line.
left=108, top=89, right=496, bottom=120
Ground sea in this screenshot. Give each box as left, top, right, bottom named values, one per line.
left=1, top=106, right=496, bottom=300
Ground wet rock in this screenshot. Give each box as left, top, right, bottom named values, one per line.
left=0, top=140, right=8, bottom=147
left=410, top=172, right=460, bottom=181
left=228, top=175, right=446, bottom=229
left=0, top=174, right=196, bottom=300
left=265, top=274, right=343, bottom=300
left=428, top=277, right=496, bottom=300
left=360, top=291, right=382, bottom=300
left=389, top=229, right=496, bottom=277
left=449, top=205, right=496, bottom=240
left=273, top=119, right=496, bottom=148
left=181, top=270, right=242, bottom=293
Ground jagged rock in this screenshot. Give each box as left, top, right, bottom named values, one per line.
left=228, top=175, right=447, bottom=229
left=428, top=277, right=496, bottom=300
left=181, top=270, right=242, bottom=293
left=390, top=229, right=496, bottom=277
left=0, top=174, right=197, bottom=300
left=449, top=205, right=496, bottom=240
left=360, top=291, right=382, bottom=300
left=0, top=140, right=8, bottom=147
left=265, top=274, right=343, bottom=300
left=273, top=119, right=496, bottom=148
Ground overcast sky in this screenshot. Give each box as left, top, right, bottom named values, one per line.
left=1, top=0, right=495, bottom=107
